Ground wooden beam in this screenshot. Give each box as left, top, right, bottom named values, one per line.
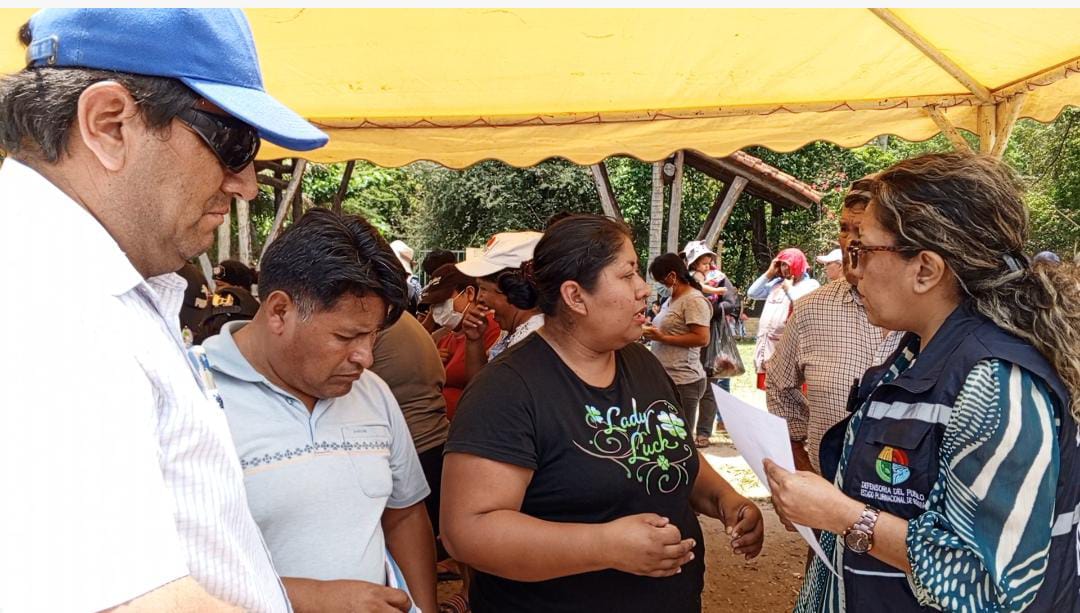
left=992, top=56, right=1080, bottom=101
left=332, top=160, right=356, bottom=215
left=236, top=198, right=251, bottom=266
left=991, top=94, right=1026, bottom=158
left=924, top=106, right=973, bottom=152
left=254, top=159, right=292, bottom=175
left=977, top=104, right=997, bottom=154
left=589, top=162, right=622, bottom=219
left=648, top=162, right=665, bottom=267
left=256, top=173, right=290, bottom=191
left=260, top=158, right=308, bottom=262
left=683, top=150, right=815, bottom=210
left=704, top=176, right=748, bottom=250
left=665, top=151, right=685, bottom=254
left=216, top=203, right=232, bottom=263
left=869, top=8, right=992, bottom=103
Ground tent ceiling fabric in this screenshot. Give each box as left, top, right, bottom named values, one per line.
left=1, top=8, right=1078, bottom=168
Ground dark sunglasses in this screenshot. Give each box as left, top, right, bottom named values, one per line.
left=176, top=105, right=261, bottom=173
left=846, top=240, right=921, bottom=269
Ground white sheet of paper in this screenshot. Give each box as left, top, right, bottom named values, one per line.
left=711, top=383, right=839, bottom=577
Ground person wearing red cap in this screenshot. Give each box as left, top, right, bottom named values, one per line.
left=747, top=247, right=820, bottom=390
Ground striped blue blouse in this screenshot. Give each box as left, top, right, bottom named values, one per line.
left=796, top=344, right=1061, bottom=612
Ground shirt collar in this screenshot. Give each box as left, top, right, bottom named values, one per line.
left=0, top=158, right=144, bottom=297
left=203, top=321, right=268, bottom=384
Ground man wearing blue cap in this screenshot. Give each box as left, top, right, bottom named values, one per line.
left=0, top=9, right=326, bottom=612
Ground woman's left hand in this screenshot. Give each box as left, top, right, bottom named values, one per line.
left=718, top=493, right=764, bottom=560
left=641, top=324, right=663, bottom=342
left=763, top=458, right=860, bottom=534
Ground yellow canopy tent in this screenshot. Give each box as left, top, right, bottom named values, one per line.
left=1, top=8, right=1079, bottom=168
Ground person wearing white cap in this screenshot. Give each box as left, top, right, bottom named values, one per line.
left=456, top=231, right=545, bottom=376
left=392, top=239, right=423, bottom=315
left=766, top=179, right=900, bottom=476
left=816, top=247, right=844, bottom=283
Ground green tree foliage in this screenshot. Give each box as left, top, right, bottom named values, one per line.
left=405, top=159, right=602, bottom=249
left=217, top=108, right=1080, bottom=279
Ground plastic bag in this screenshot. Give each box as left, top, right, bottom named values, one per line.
left=711, top=315, right=746, bottom=379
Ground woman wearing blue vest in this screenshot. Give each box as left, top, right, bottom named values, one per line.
left=764, top=152, right=1080, bottom=613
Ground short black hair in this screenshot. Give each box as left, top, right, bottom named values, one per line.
left=422, top=249, right=457, bottom=278
left=532, top=214, right=633, bottom=317
left=258, top=208, right=407, bottom=327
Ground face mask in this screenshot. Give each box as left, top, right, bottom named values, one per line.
left=431, top=292, right=465, bottom=329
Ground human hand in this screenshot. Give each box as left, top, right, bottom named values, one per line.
left=603, top=513, right=696, bottom=577
left=438, top=347, right=451, bottom=363
left=780, top=278, right=793, bottom=293
left=641, top=324, right=662, bottom=342
left=763, top=459, right=860, bottom=534
left=766, top=259, right=782, bottom=279
left=314, top=579, right=412, bottom=613
left=461, top=303, right=489, bottom=341
left=719, top=494, right=764, bottom=559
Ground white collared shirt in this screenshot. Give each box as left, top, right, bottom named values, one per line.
left=0, top=159, right=290, bottom=612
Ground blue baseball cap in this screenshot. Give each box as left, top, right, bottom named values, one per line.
left=24, top=8, right=328, bottom=151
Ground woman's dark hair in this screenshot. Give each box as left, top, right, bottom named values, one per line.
left=0, top=22, right=198, bottom=162
left=531, top=214, right=633, bottom=317
left=258, top=208, right=407, bottom=328
left=649, top=253, right=703, bottom=292
left=482, top=269, right=539, bottom=310
left=422, top=249, right=457, bottom=277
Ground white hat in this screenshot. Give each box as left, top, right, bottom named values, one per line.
left=682, top=240, right=717, bottom=268
left=816, top=248, right=843, bottom=264
left=390, top=240, right=414, bottom=275
left=456, top=231, right=544, bottom=278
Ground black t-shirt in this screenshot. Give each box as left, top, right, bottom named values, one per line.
left=446, top=333, right=705, bottom=613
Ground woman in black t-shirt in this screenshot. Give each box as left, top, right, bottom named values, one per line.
left=442, top=215, right=764, bottom=613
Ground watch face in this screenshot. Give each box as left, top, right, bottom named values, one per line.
left=845, top=530, right=871, bottom=553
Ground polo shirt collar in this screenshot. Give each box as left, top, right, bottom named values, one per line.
left=1, top=158, right=144, bottom=297
left=205, top=321, right=268, bottom=384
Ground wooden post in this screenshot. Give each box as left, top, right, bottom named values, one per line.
left=260, top=158, right=308, bottom=262
left=991, top=94, right=1026, bottom=158
left=977, top=105, right=997, bottom=154
left=332, top=160, right=356, bottom=215
left=704, top=176, right=748, bottom=250
left=236, top=198, right=252, bottom=266
left=589, top=162, right=622, bottom=220
left=924, top=106, right=973, bottom=152
left=216, top=202, right=232, bottom=263
left=665, top=151, right=685, bottom=254
left=291, top=158, right=304, bottom=222
left=750, top=202, right=770, bottom=272
left=198, top=253, right=216, bottom=292
left=648, top=162, right=665, bottom=267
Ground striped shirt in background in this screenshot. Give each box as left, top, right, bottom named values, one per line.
left=0, top=160, right=289, bottom=612
left=766, top=280, right=900, bottom=471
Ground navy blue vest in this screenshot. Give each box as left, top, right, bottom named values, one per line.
left=820, top=302, right=1079, bottom=612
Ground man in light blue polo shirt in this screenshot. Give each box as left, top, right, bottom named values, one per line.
left=204, top=209, right=437, bottom=612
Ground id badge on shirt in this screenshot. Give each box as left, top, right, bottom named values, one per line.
left=185, top=344, right=224, bottom=409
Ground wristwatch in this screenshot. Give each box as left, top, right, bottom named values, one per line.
left=843, top=505, right=880, bottom=554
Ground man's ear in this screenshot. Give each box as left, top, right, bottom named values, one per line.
left=262, top=290, right=296, bottom=335
left=76, top=81, right=142, bottom=172
left=559, top=280, right=588, bottom=317
left=911, top=250, right=951, bottom=296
